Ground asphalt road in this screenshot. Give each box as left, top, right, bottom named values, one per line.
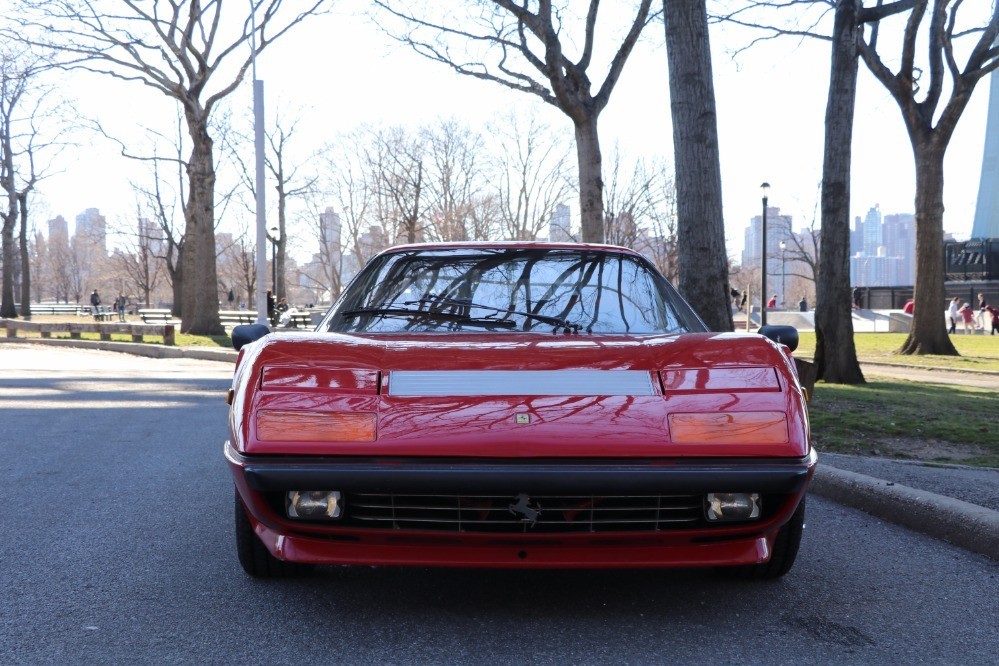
left=1, top=344, right=997, bottom=664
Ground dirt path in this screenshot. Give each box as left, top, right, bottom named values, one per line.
left=860, top=363, right=999, bottom=390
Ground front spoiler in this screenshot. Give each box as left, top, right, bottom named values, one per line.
left=255, top=522, right=774, bottom=568
left=226, top=442, right=817, bottom=495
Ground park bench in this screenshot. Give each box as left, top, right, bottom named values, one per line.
left=139, top=308, right=176, bottom=324
left=219, top=310, right=257, bottom=329
left=29, top=304, right=82, bottom=316
left=1, top=318, right=175, bottom=345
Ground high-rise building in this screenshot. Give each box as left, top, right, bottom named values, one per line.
left=882, top=213, right=916, bottom=284
left=319, top=208, right=341, bottom=257
left=48, top=216, right=69, bottom=244
left=138, top=217, right=164, bottom=254
left=548, top=203, right=573, bottom=242
left=75, top=208, right=107, bottom=256
left=742, top=206, right=795, bottom=303
left=862, top=205, right=882, bottom=256
left=850, top=216, right=863, bottom=256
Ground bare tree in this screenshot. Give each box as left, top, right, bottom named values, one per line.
left=664, top=0, right=732, bottom=331
left=295, top=201, right=346, bottom=305
left=422, top=119, right=495, bottom=242
left=371, top=125, right=426, bottom=245
left=226, top=108, right=316, bottom=301
left=0, top=48, right=40, bottom=318
left=713, top=0, right=916, bottom=381
left=374, top=0, right=655, bottom=243
left=858, top=1, right=999, bottom=355
left=601, top=148, right=678, bottom=281
left=489, top=111, right=573, bottom=241
left=131, top=142, right=186, bottom=316
left=316, top=131, right=377, bottom=291
left=217, top=223, right=257, bottom=308
left=109, top=204, right=165, bottom=308
left=12, top=0, right=328, bottom=333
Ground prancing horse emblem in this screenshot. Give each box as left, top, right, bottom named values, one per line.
left=508, top=493, right=542, bottom=527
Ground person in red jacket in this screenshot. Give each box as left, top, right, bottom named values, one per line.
left=767, top=294, right=777, bottom=309
left=902, top=299, right=914, bottom=315
left=987, top=305, right=999, bottom=336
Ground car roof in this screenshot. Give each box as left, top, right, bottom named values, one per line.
left=378, top=241, right=645, bottom=256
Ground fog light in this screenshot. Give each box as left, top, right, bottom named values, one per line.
left=705, top=493, right=761, bottom=521
left=287, top=491, right=343, bottom=520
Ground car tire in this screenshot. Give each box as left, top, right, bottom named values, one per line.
left=720, top=496, right=806, bottom=580
left=234, top=489, right=311, bottom=577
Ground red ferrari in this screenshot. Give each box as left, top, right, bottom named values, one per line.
left=226, top=243, right=815, bottom=578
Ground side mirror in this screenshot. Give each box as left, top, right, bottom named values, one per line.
left=757, top=325, right=799, bottom=352
left=231, top=323, right=270, bottom=351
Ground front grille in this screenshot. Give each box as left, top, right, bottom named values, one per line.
left=342, top=493, right=705, bottom=533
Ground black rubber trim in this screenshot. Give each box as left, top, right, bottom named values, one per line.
left=227, top=443, right=816, bottom=495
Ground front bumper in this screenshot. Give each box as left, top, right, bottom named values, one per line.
left=226, top=442, right=817, bottom=568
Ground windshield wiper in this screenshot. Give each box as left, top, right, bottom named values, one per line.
left=404, top=296, right=581, bottom=334
left=340, top=307, right=517, bottom=329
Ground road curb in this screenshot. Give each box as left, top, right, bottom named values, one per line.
left=810, top=464, right=999, bottom=561
left=0, top=336, right=237, bottom=362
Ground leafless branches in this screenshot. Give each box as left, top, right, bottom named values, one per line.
left=372, top=0, right=656, bottom=242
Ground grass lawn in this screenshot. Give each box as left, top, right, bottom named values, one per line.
left=797, top=332, right=999, bottom=373
left=809, top=376, right=999, bottom=467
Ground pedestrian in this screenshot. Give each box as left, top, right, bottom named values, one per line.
left=986, top=304, right=999, bottom=335
left=798, top=296, right=808, bottom=312
left=767, top=294, right=777, bottom=309
left=902, top=299, right=914, bottom=315
left=89, top=289, right=101, bottom=321
left=853, top=287, right=862, bottom=310
left=948, top=297, right=959, bottom=334
left=228, top=288, right=235, bottom=307
left=730, top=287, right=740, bottom=311
left=740, top=291, right=748, bottom=313
left=976, top=293, right=988, bottom=329
left=115, top=293, right=127, bottom=321
left=958, top=302, right=975, bottom=334
left=267, top=290, right=276, bottom=325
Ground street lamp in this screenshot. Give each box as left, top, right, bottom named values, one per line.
left=760, top=182, right=770, bottom=327
left=779, top=239, right=787, bottom=310
left=269, top=226, right=279, bottom=294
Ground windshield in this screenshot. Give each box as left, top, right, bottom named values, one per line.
left=325, top=248, right=703, bottom=334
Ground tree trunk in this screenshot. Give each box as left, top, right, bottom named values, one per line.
left=17, top=193, right=30, bottom=319
left=574, top=116, right=605, bottom=244
left=181, top=116, right=224, bottom=335
left=899, top=144, right=957, bottom=355
left=1, top=205, right=17, bottom=319
left=169, top=256, right=183, bottom=317
left=814, top=0, right=864, bottom=383
left=664, top=0, right=732, bottom=331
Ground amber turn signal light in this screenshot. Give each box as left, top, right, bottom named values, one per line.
left=668, top=412, right=788, bottom=445
left=256, top=411, right=377, bottom=442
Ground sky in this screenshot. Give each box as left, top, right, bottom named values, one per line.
left=30, top=0, right=993, bottom=263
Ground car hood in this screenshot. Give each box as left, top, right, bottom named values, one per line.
left=230, top=331, right=809, bottom=459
